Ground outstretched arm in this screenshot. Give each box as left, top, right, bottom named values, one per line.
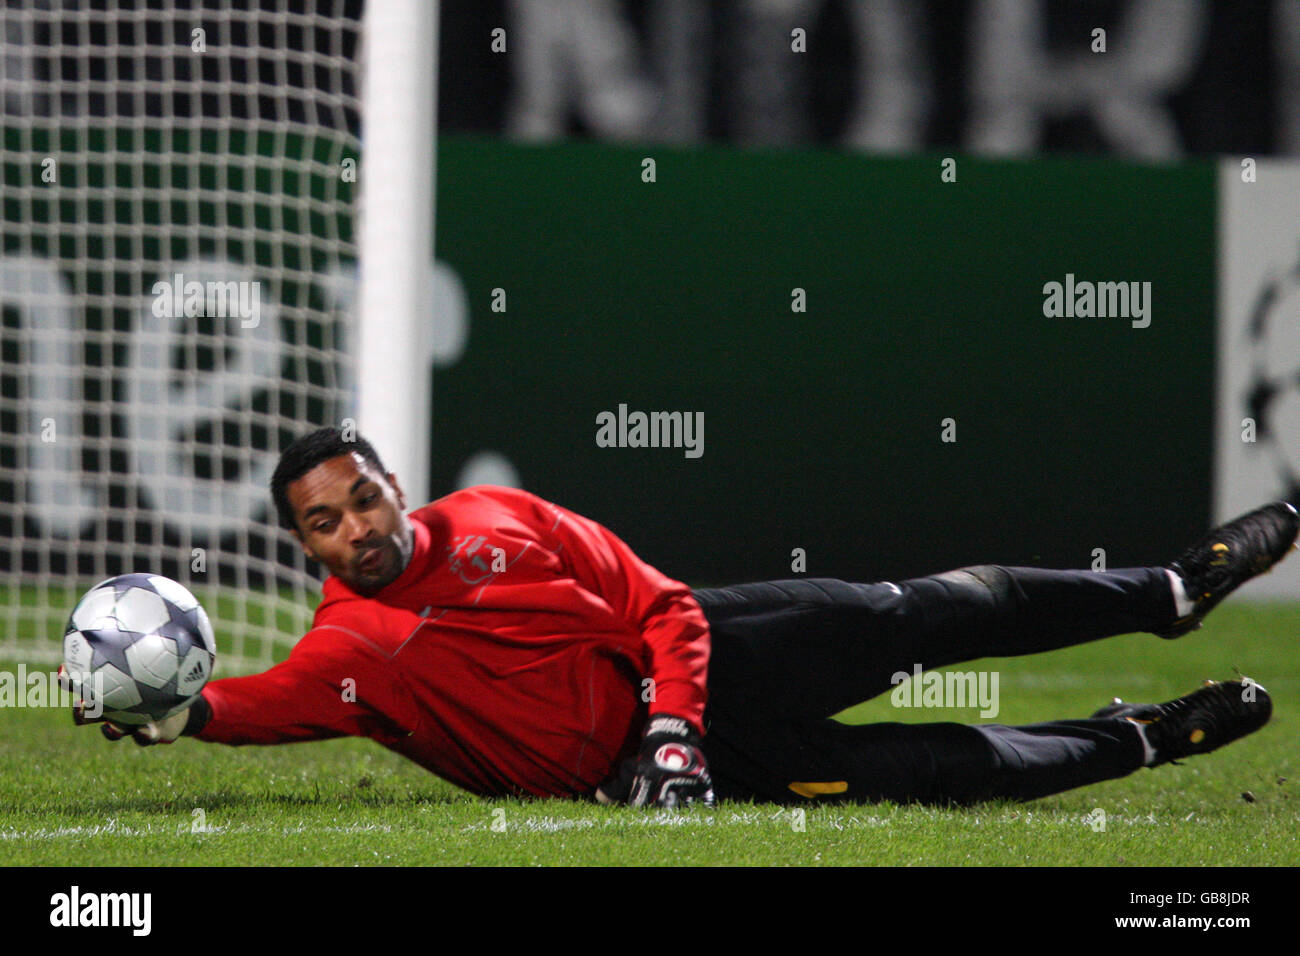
left=69, top=625, right=420, bottom=748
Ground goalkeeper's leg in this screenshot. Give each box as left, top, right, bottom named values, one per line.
left=696, top=501, right=1298, bottom=722
left=696, top=566, right=1175, bottom=721
left=704, top=676, right=1271, bottom=805
left=701, top=708, right=1147, bottom=805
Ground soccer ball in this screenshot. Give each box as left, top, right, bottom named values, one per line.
left=62, top=573, right=216, bottom=725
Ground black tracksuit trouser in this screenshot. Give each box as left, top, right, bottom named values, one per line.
left=691, top=565, right=1175, bottom=805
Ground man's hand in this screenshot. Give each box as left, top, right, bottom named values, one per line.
left=59, top=665, right=189, bottom=746
left=596, top=715, right=715, bottom=808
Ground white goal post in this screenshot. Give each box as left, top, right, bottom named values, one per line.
left=0, top=1, right=437, bottom=672
left=358, top=0, right=437, bottom=510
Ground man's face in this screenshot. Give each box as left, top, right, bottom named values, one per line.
left=287, top=452, right=415, bottom=596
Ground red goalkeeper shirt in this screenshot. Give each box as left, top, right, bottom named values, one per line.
left=194, top=486, right=711, bottom=797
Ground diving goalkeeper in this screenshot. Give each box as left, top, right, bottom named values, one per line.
left=71, top=427, right=1298, bottom=808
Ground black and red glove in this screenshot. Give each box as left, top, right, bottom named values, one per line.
left=596, top=714, right=715, bottom=808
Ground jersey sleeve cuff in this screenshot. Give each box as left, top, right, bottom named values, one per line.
left=183, top=694, right=212, bottom=736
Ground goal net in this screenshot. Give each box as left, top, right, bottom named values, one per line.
left=0, top=1, right=365, bottom=672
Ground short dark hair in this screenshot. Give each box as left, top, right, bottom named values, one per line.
left=271, top=426, right=389, bottom=532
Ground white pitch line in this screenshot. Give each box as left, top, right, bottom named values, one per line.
left=0, top=821, right=398, bottom=841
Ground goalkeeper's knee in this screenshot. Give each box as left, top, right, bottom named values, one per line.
left=928, top=565, right=1015, bottom=610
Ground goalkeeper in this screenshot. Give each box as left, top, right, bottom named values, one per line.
left=74, top=427, right=1298, bottom=808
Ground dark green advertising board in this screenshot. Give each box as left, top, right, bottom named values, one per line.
left=431, top=138, right=1216, bottom=585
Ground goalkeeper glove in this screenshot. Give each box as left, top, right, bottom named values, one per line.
left=596, top=714, right=715, bottom=808
left=59, top=664, right=195, bottom=746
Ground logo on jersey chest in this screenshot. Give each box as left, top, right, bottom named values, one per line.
left=445, top=534, right=512, bottom=586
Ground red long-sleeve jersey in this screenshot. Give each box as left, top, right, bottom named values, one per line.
left=195, top=486, right=711, bottom=798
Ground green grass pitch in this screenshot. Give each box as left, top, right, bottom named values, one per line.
left=2, top=602, right=1298, bottom=866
